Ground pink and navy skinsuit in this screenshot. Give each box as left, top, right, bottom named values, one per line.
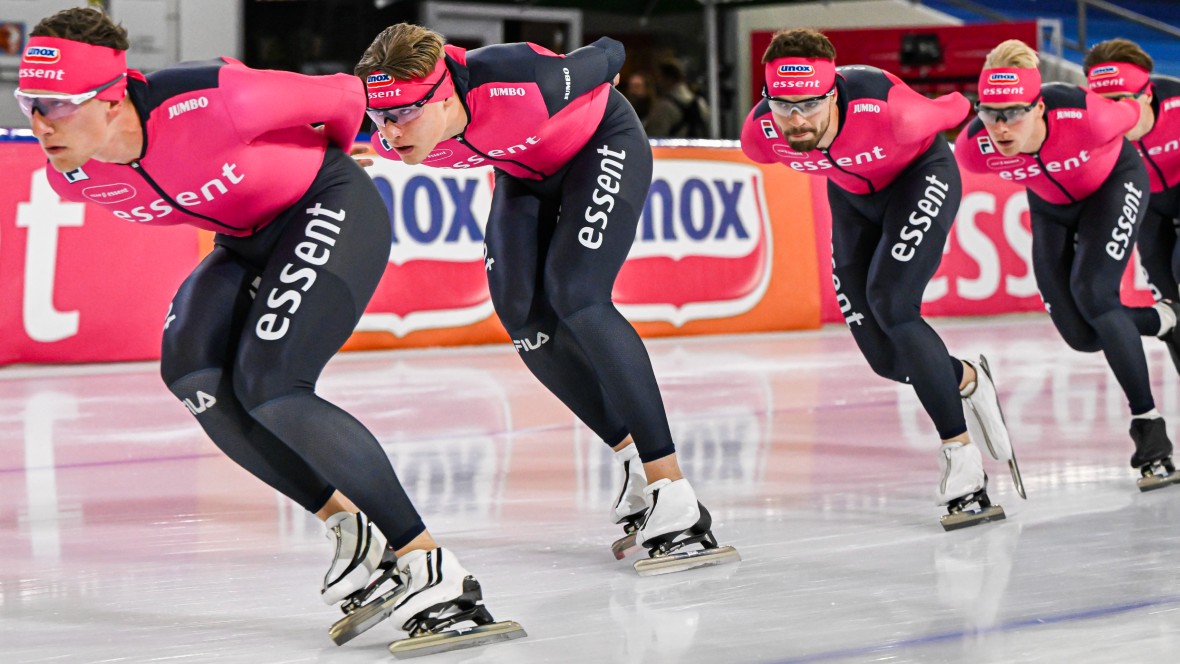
left=742, top=65, right=972, bottom=440
left=1124, top=75, right=1180, bottom=300
left=371, top=39, right=678, bottom=463
left=48, top=59, right=427, bottom=548
left=956, top=83, right=1159, bottom=418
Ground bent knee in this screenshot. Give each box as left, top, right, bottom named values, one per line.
left=231, top=366, right=302, bottom=412
left=867, top=298, right=921, bottom=333
left=1055, top=326, right=1102, bottom=353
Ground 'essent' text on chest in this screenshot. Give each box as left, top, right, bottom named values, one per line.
left=111, top=162, right=245, bottom=222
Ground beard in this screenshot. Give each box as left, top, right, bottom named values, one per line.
left=784, top=116, right=828, bottom=153
left=786, top=132, right=820, bottom=152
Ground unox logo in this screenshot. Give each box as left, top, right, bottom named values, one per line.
left=778, top=64, right=814, bottom=77
left=23, top=46, right=60, bottom=64
left=82, top=183, right=137, bottom=205
left=366, top=73, right=394, bottom=88
left=616, top=160, right=771, bottom=326
left=1090, top=65, right=1119, bottom=79
left=988, top=72, right=1019, bottom=85
left=354, top=159, right=495, bottom=337
left=425, top=148, right=453, bottom=162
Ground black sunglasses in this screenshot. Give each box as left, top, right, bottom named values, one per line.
left=975, top=96, right=1042, bottom=125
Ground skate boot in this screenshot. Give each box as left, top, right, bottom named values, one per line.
left=961, top=355, right=1026, bottom=499
left=323, top=512, right=402, bottom=645
left=1129, top=418, right=1180, bottom=492
left=386, top=548, right=526, bottom=658
left=937, top=442, right=1005, bottom=531
left=1156, top=300, right=1180, bottom=376
left=609, top=444, right=649, bottom=560
left=633, top=478, right=740, bottom=576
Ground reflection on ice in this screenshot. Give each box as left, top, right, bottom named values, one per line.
left=4, top=317, right=1180, bottom=662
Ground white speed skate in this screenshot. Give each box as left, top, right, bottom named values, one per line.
left=609, top=444, right=649, bottom=560
left=937, top=442, right=1005, bottom=531
left=323, top=512, right=402, bottom=645
left=385, top=548, right=526, bottom=659
left=961, top=355, right=1026, bottom=499
left=633, top=478, right=740, bottom=576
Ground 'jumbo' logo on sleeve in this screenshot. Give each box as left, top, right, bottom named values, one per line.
left=987, top=72, right=1019, bottom=85
left=778, top=64, right=815, bottom=77
left=1090, top=65, right=1119, bottom=79
left=23, top=46, right=60, bottom=64
left=367, top=73, right=394, bottom=88
left=167, top=96, right=208, bottom=119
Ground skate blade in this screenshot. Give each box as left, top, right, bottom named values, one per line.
left=329, top=587, right=401, bottom=646
left=388, top=620, right=526, bottom=659
left=940, top=505, right=1006, bottom=532
left=634, top=545, right=740, bottom=577
left=1008, top=457, right=1027, bottom=500
left=611, top=532, right=638, bottom=560
left=1136, top=470, right=1180, bottom=492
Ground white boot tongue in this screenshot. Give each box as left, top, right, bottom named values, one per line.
left=644, top=477, right=673, bottom=496
left=323, top=510, right=354, bottom=532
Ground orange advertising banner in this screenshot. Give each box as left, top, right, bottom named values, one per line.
left=1, top=142, right=821, bottom=365
left=344, top=144, right=822, bottom=352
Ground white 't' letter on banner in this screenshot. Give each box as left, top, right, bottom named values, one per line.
left=17, top=170, right=84, bottom=342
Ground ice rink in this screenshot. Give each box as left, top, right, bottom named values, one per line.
left=4, top=315, right=1180, bottom=663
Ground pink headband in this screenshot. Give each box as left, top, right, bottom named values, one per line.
left=764, top=57, right=836, bottom=97
left=365, top=57, right=454, bottom=109
left=1087, top=61, right=1151, bottom=95
left=977, top=67, right=1041, bottom=104
left=18, top=36, right=127, bottom=100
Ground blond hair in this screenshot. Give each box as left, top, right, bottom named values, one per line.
left=355, top=23, right=445, bottom=80
left=984, top=40, right=1039, bottom=69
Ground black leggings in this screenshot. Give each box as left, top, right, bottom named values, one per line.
left=159, top=148, right=426, bottom=550
left=1135, top=184, right=1180, bottom=301
left=484, top=88, right=675, bottom=462
left=1029, top=140, right=1156, bottom=415
left=829, top=137, right=967, bottom=440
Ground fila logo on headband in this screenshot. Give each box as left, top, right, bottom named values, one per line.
left=23, top=46, right=61, bottom=64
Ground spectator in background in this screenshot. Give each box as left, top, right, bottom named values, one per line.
left=646, top=57, right=710, bottom=138
left=623, top=71, right=656, bottom=123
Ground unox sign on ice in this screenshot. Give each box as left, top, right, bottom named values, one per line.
left=357, top=158, right=495, bottom=338
left=615, top=158, right=772, bottom=326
